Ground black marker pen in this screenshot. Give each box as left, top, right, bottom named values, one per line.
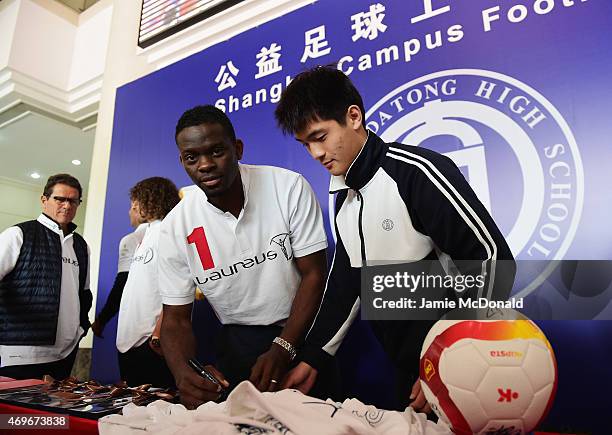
left=187, top=358, right=229, bottom=401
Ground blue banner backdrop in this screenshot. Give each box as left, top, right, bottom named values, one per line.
left=93, top=1, right=612, bottom=430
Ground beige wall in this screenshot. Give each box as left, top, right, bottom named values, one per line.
left=9, top=0, right=77, bottom=90
left=0, top=178, right=41, bottom=231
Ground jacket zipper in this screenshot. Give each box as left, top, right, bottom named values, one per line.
left=356, top=190, right=367, bottom=266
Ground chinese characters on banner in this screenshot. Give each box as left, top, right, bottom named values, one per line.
left=213, top=1, right=452, bottom=92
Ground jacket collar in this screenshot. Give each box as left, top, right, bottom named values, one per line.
left=37, top=213, right=77, bottom=236
left=134, top=222, right=149, bottom=234
left=329, top=130, right=388, bottom=192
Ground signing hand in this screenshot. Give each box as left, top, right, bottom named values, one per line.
left=177, top=364, right=229, bottom=409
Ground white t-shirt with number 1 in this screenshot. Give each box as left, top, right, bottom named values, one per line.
left=158, top=164, right=328, bottom=325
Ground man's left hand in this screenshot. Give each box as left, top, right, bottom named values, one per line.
left=91, top=319, right=104, bottom=338
left=249, top=345, right=291, bottom=392
left=409, top=379, right=432, bottom=414
left=149, top=336, right=164, bottom=357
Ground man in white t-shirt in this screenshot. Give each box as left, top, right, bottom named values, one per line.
left=159, top=105, right=333, bottom=409
left=0, top=174, right=91, bottom=380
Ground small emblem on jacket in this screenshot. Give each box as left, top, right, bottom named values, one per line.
left=381, top=219, right=394, bottom=231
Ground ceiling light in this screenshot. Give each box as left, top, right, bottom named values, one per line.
left=72, top=159, right=81, bottom=165
left=30, top=172, right=41, bottom=179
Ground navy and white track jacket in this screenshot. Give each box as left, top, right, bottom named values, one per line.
left=300, top=131, right=515, bottom=372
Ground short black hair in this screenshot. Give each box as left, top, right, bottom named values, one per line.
left=130, top=177, right=179, bottom=220
left=175, top=105, right=236, bottom=143
left=275, top=66, right=366, bottom=135
left=43, top=174, right=82, bottom=198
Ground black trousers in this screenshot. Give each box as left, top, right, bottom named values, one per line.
left=370, top=319, right=436, bottom=409
left=118, top=340, right=175, bottom=388
left=0, top=345, right=79, bottom=380
left=216, top=324, right=341, bottom=401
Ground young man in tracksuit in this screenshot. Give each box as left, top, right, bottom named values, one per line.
left=275, top=66, right=515, bottom=411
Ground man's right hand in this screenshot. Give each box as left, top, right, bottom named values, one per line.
left=176, top=364, right=229, bottom=409
left=91, top=319, right=104, bottom=337
left=281, top=362, right=318, bottom=395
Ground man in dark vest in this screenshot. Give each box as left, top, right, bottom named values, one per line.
left=0, top=173, right=92, bottom=380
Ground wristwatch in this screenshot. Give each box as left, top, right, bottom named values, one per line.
left=273, top=336, right=296, bottom=360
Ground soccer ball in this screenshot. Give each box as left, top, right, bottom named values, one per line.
left=419, top=319, right=557, bottom=434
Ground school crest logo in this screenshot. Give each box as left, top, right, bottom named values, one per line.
left=359, top=69, right=584, bottom=298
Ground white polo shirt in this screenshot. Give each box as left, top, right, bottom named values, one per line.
left=116, top=220, right=163, bottom=353
left=0, top=214, right=87, bottom=367
left=117, top=223, right=148, bottom=273
left=158, top=164, right=327, bottom=325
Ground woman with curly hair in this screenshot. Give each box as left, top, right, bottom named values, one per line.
left=109, top=177, right=180, bottom=387
left=92, top=192, right=148, bottom=339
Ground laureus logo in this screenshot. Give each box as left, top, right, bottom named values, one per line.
left=133, top=247, right=154, bottom=264
left=361, top=69, right=584, bottom=299
left=270, top=232, right=293, bottom=260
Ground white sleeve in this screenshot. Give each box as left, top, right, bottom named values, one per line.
left=158, top=216, right=196, bottom=305
left=117, top=232, right=139, bottom=273
left=287, top=175, right=328, bottom=258
left=86, top=244, right=91, bottom=289
left=0, top=226, right=23, bottom=281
